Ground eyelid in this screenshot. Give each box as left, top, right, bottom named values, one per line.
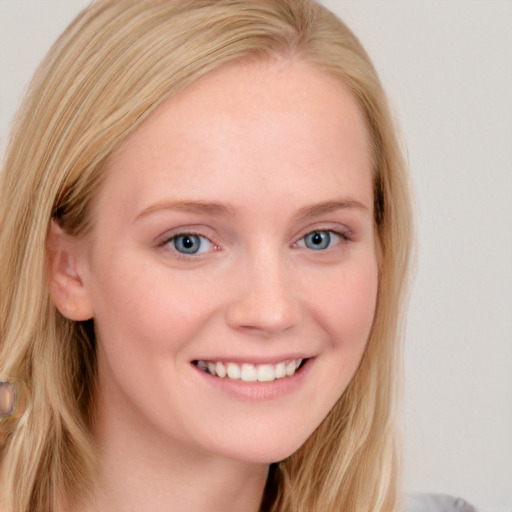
left=295, top=223, right=353, bottom=242
left=154, top=225, right=216, bottom=246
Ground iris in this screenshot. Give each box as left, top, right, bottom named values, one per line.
left=173, top=234, right=202, bottom=254
left=304, top=231, right=331, bottom=250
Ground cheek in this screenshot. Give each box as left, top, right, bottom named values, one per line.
left=313, top=256, right=378, bottom=351
left=90, top=256, right=218, bottom=362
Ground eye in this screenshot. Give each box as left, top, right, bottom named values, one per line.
left=168, top=234, right=213, bottom=255
left=298, top=230, right=344, bottom=251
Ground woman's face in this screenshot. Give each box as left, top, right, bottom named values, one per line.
left=75, top=59, right=378, bottom=463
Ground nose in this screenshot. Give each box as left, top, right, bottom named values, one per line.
left=225, top=248, right=301, bottom=335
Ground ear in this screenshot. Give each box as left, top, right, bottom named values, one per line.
left=47, top=221, right=94, bottom=321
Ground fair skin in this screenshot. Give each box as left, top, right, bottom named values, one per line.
left=50, top=58, right=378, bottom=512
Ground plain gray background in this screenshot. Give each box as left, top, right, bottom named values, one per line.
left=1, top=2, right=511, bottom=511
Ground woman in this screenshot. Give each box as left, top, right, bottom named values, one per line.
left=0, top=1, right=414, bottom=510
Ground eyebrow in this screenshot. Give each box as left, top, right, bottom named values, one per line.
left=293, top=200, right=370, bottom=221
left=135, top=198, right=369, bottom=221
left=135, top=200, right=235, bottom=220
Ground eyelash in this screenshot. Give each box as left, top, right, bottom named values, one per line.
left=158, top=232, right=218, bottom=260
left=158, top=228, right=351, bottom=261
left=294, top=229, right=350, bottom=251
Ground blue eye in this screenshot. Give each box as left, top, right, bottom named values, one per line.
left=170, top=234, right=210, bottom=254
left=299, top=230, right=343, bottom=251
left=304, top=231, right=331, bottom=250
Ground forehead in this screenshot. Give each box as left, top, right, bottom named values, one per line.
left=101, top=58, right=373, bottom=219
left=113, top=57, right=370, bottom=152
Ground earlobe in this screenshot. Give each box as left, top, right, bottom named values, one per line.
left=47, top=221, right=94, bottom=321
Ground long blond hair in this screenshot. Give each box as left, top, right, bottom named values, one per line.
left=0, top=1, right=413, bottom=510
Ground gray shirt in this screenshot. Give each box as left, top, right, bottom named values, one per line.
left=405, top=494, right=478, bottom=512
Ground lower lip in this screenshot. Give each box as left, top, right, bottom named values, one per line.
left=192, top=359, right=313, bottom=401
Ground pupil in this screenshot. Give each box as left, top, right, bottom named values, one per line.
left=182, top=236, right=194, bottom=249
left=312, top=233, right=323, bottom=245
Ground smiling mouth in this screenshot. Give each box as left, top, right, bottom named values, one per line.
left=193, top=359, right=306, bottom=382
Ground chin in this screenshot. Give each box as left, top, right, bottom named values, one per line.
left=204, top=425, right=316, bottom=465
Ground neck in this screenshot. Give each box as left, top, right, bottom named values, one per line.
left=78, top=392, right=269, bottom=512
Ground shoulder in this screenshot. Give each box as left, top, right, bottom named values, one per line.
left=404, top=493, right=478, bottom=512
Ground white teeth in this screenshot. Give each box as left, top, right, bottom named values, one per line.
left=240, top=364, right=258, bottom=382
left=257, top=364, right=275, bottom=382
left=197, top=359, right=305, bottom=382
left=285, top=360, right=296, bottom=376
left=227, top=362, right=241, bottom=380
left=215, top=361, right=227, bottom=378
left=275, top=361, right=286, bottom=379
